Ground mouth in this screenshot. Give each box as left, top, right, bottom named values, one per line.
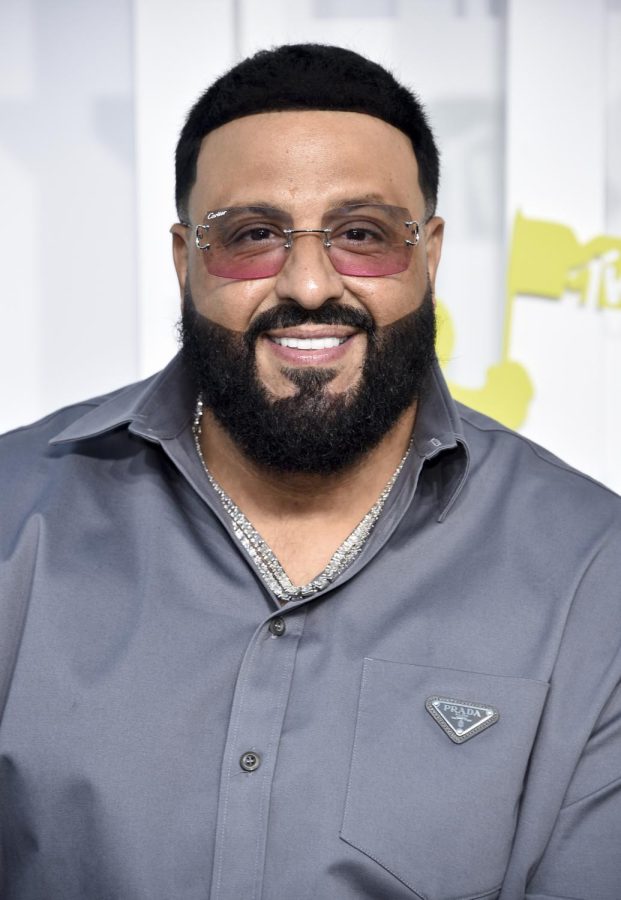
left=269, top=335, right=349, bottom=350
left=261, top=327, right=361, bottom=365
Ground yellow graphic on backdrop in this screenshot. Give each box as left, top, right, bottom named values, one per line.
left=436, top=301, right=533, bottom=432
left=437, top=213, right=621, bottom=430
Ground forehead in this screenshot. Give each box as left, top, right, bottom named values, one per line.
left=190, top=110, right=423, bottom=218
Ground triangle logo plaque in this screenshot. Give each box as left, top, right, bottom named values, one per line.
left=425, top=696, right=499, bottom=744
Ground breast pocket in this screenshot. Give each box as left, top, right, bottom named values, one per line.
left=340, top=658, right=549, bottom=900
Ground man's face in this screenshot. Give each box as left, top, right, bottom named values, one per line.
left=172, top=110, right=444, bottom=472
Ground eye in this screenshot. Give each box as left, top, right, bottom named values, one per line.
left=332, top=221, right=390, bottom=246
left=243, top=227, right=276, bottom=242
left=223, top=224, right=282, bottom=246
left=342, top=226, right=381, bottom=243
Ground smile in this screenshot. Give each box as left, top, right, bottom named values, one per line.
left=269, top=336, right=349, bottom=350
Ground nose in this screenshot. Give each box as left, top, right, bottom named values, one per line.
left=273, top=231, right=346, bottom=309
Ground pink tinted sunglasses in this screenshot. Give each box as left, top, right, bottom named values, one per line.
left=179, top=202, right=420, bottom=280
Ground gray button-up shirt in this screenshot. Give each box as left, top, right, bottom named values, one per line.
left=1, top=355, right=620, bottom=900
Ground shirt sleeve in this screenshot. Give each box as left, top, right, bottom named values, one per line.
left=524, top=527, right=621, bottom=900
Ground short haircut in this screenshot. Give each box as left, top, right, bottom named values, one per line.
left=175, top=43, right=440, bottom=222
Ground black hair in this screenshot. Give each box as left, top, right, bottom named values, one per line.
left=175, top=43, right=440, bottom=222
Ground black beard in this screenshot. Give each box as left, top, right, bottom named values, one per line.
left=180, top=286, right=436, bottom=474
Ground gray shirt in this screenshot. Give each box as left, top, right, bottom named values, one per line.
left=1, top=355, right=620, bottom=900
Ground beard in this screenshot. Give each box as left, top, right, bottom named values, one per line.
left=180, top=283, right=437, bottom=474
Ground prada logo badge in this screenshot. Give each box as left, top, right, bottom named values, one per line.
left=425, top=696, right=499, bottom=743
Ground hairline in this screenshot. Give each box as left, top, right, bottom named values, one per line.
left=180, top=109, right=435, bottom=224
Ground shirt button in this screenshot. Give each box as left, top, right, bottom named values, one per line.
left=268, top=617, right=286, bottom=637
left=240, top=751, right=261, bottom=772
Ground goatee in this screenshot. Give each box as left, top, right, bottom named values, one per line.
left=180, top=285, right=437, bottom=474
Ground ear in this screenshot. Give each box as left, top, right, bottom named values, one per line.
left=424, top=216, right=445, bottom=292
left=170, top=223, right=190, bottom=302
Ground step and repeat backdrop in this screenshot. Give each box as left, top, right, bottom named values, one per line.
left=1, top=0, right=620, bottom=490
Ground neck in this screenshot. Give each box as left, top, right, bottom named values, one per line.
left=195, top=401, right=417, bottom=589
left=198, top=403, right=417, bottom=522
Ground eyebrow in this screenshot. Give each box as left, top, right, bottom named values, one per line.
left=207, top=194, right=393, bottom=216
left=328, top=193, right=391, bottom=208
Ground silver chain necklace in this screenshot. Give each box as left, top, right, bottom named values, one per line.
left=192, top=396, right=411, bottom=604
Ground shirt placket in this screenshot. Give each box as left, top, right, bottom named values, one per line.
left=209, top=603, right=308, bottom=900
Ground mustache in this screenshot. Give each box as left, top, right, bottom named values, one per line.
left=244, top=304, right=375, bottom=347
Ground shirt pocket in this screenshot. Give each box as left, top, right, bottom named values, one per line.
left=340, top=657, right=549, bottom=900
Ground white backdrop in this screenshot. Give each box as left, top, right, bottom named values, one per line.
left=1, top=0, right=620, bottom=490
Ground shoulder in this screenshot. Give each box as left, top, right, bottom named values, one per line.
left=0, top=372, right=160, bottom=461
left=454, top=402, right=621, bottom=542
left=458, top=402, right=619, bottom=499
left=0, top=376, right=159, bottom=546
left=2, top=380, right=138, bottom=442
left=1, top=395, right=107, bottom=459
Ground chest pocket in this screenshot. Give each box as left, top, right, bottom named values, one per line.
left=341, top=658, right=549, bottom=900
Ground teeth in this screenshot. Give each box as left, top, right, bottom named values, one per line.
left=272, top=336, right=346, bottom=350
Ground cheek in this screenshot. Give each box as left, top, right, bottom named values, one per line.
left=350, top=271, right=424, bottom=329
left=188, top=258, right=273, bottom=332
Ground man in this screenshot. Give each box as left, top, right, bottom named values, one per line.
left=1, top=44, right=620, bottom=900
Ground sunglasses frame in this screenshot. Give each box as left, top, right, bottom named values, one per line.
left=178, top=203, right=421, bottom=279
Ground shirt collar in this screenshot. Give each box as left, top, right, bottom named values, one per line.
left=403, top=361, right=471, bottom=522
left=50, top=353, right=470, bottom=520
left=49, top=354, right=194, bottom=445
left=413, top=361, right=466, bottom=461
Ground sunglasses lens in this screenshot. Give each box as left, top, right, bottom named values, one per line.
left=325, top=205, right=413, bottom=276
left=206, top=248, right=285, bottom=280
left=202, top=210, right=288, bottom=279
left=329, top=245, right=411, bottom=277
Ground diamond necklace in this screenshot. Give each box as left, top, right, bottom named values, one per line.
left=192, top=396, right=412, bottom=604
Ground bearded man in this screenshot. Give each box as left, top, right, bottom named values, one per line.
left=1, top=44, right=620, bottom=900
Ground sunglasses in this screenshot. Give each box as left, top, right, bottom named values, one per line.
left=179, top=203, right=420, bottom=280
